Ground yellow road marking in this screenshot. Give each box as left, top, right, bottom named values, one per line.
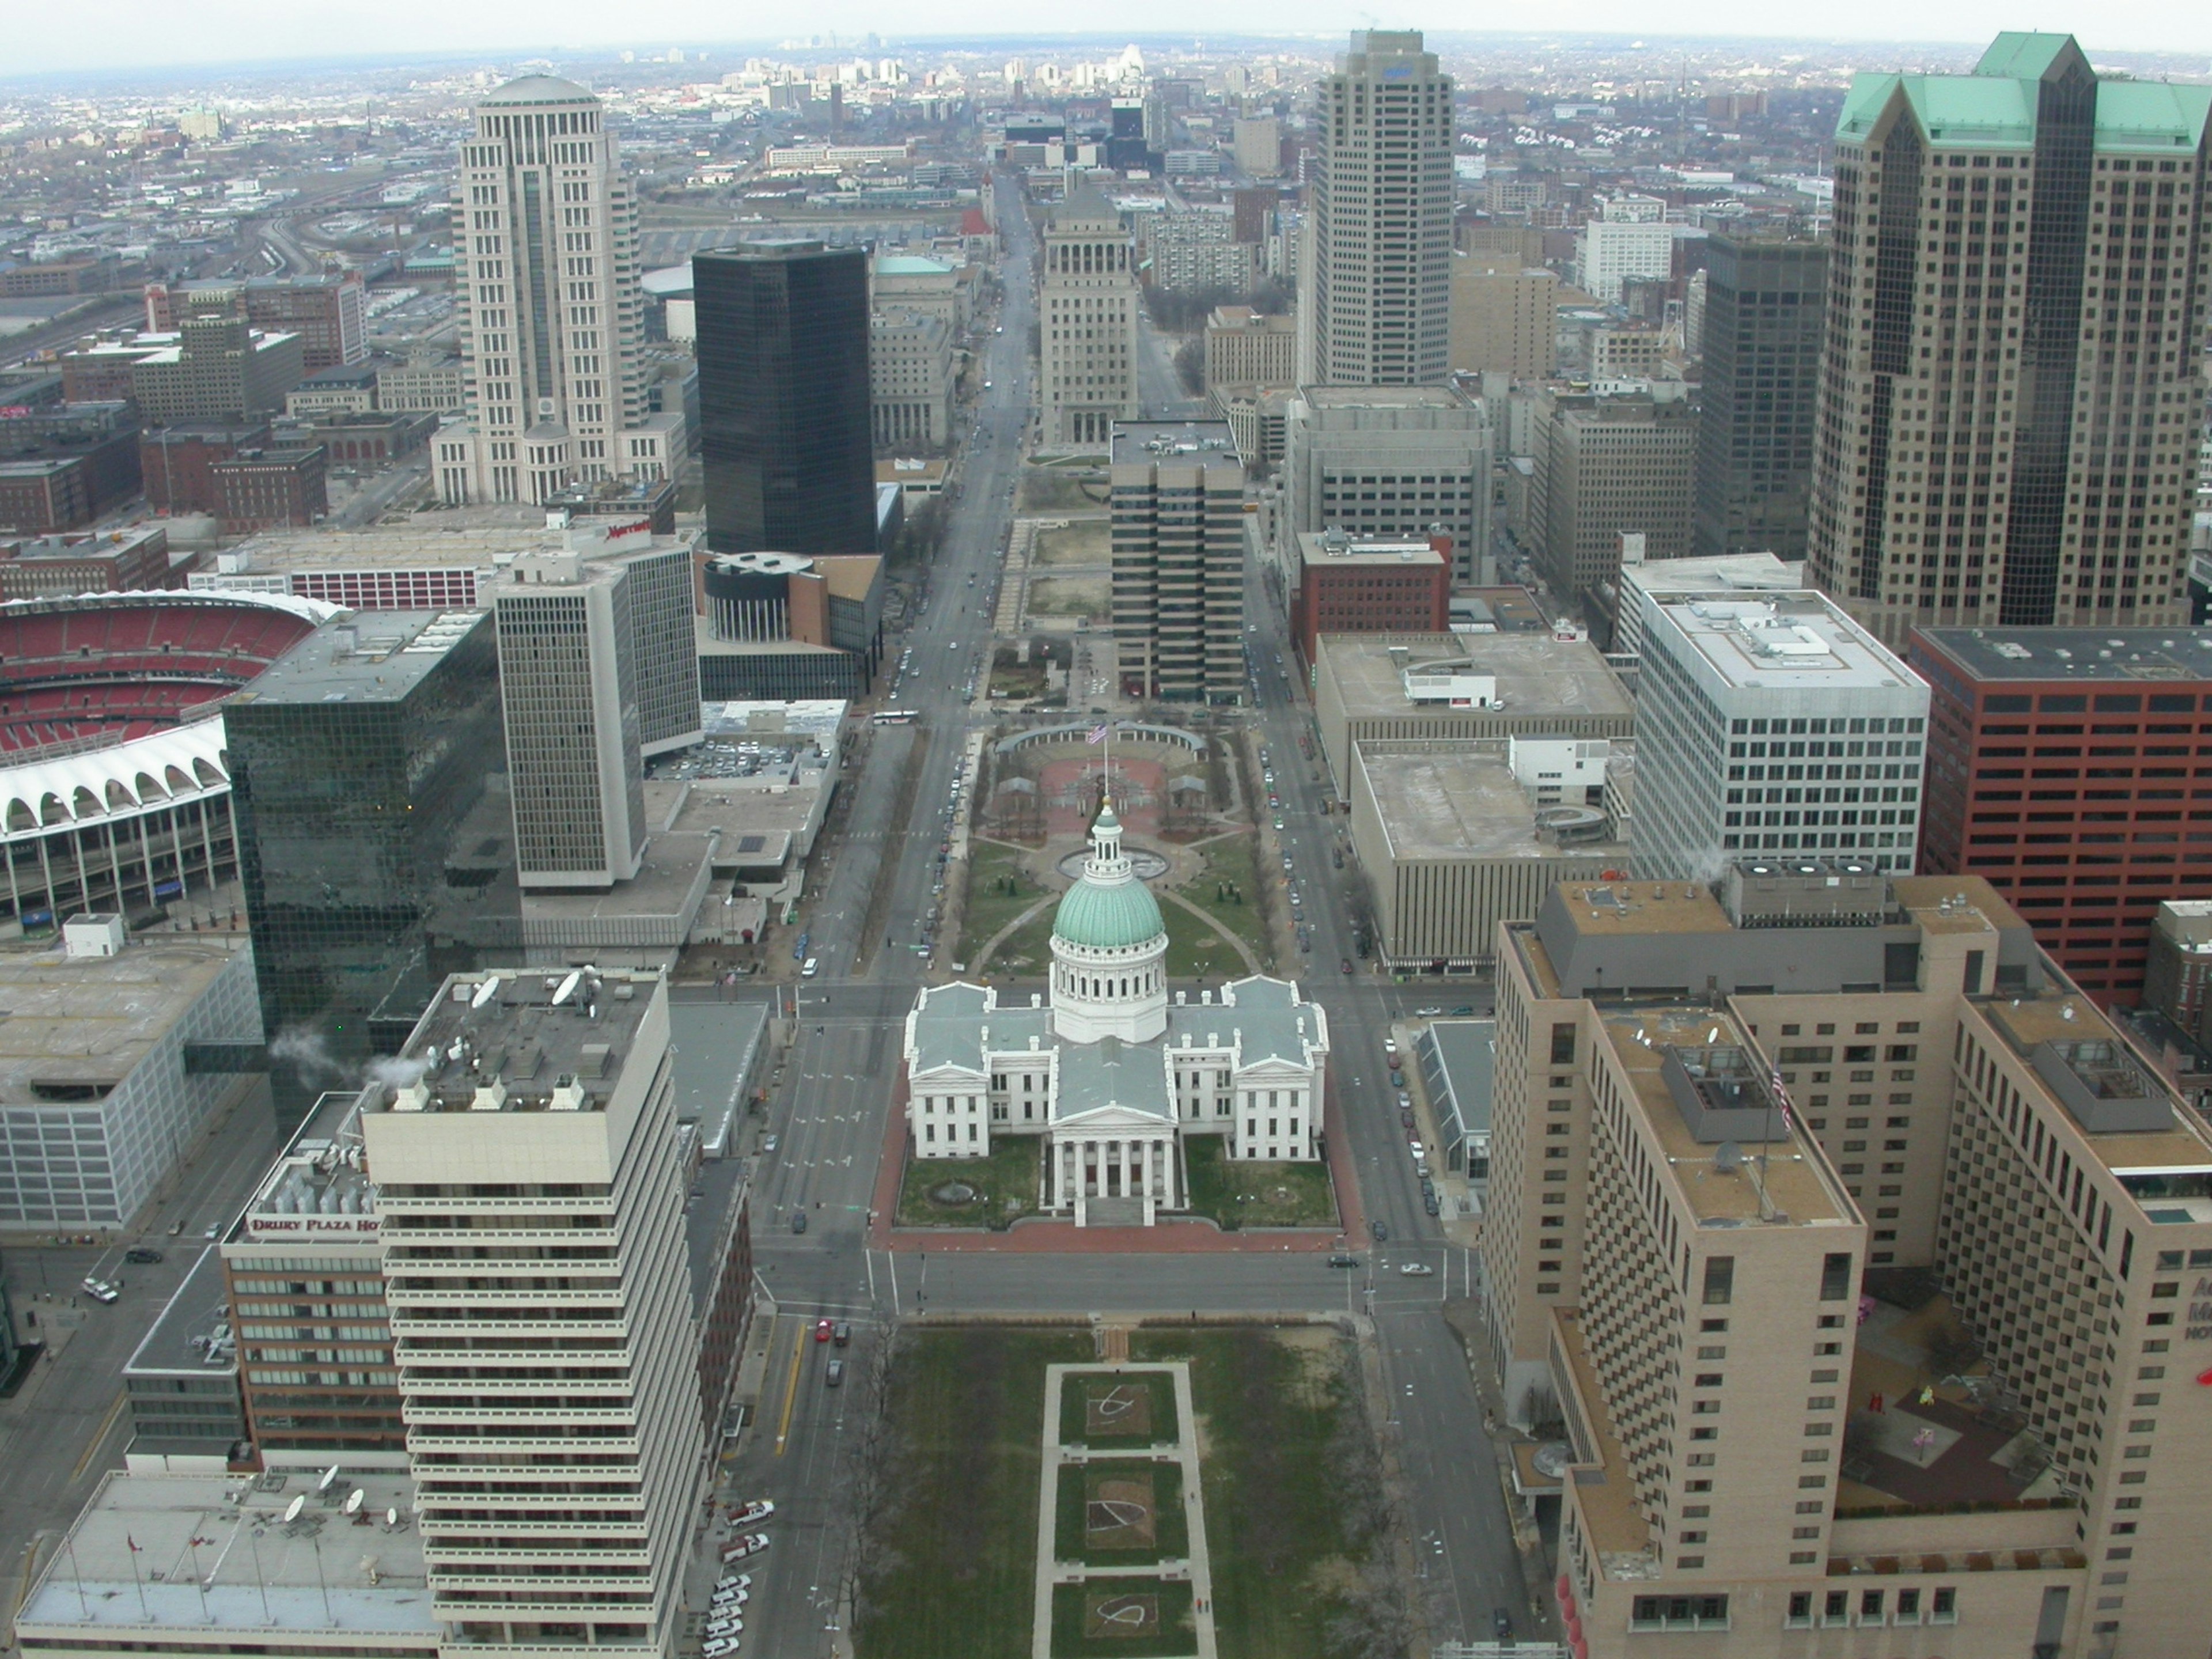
left=71, top=1390, right=127, bottom=1483
left=774, top=1319, right=805, bottom=1456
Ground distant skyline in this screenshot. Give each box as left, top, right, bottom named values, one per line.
left=9, top=3, right=2212, bottom=81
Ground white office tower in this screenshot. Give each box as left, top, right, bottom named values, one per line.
left=1296, top=32, right=1454, bottom=388
left=441, top=76, right=647, bottom=505
left=362, top=967, right=695, bottom=1659
left=1629, top=588, right=1929, bottom=882
left=1040, top=180, right=1140, bottom=448
left=493, top=549, right=666, bottom=888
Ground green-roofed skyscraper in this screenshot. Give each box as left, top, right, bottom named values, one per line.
left=1806, top=34, right=2210, bottom=643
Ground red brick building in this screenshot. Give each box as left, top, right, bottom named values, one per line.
left=145, top=272, right=365, bottom=373
left=1286, top=531, right=1451, bottom=665
left=0, top=525, right=176, bottom=598
left=211, top=446, right=327, bottom=534
left=1910, top=626, right=2212, bottom=1004
left=142, top=422, right=270, bottom=514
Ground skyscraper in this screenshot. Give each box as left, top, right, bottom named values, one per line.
left=694, top=241, right=875, bottom=553
left=1039, top=183, right=1140, bottom=449
left=1692, top=235, right=1828, bottom=560
left=1297, top=31, right=1454, bottom=388
left=1807, top=34, right=2211, bottom=642
left=440, top=76, right=648, bottom=506
left=362, top=967, right=697, bottom=1659
left=1110, top=421, right=1244, bottom=703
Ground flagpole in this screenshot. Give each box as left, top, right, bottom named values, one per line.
left=63, top=1531, right=90, bottom=1618
left=126, top=1533, right=149, bottom=1621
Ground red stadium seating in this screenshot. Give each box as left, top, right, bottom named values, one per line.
left=0, top=595, right=317, bottom=754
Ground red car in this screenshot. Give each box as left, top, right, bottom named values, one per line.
left=814, top=1319, right=833, bottom=1343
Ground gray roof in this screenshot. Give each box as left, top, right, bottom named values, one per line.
left=1417, top=1018, right=1494, bottom=1150
left=1054, top=1036, right=1173, bottom=1124
left=1165, top=975, right=1321, bottom=1067
left=908, top=983, right=1052, bottom=1074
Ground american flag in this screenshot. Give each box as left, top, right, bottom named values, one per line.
left=1767, top=1066, right=1797, bottom=1135
left=1086, top=724, right=1109, bottom=745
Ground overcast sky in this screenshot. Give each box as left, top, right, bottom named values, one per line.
left=12, top=1, right=2212, bottom=79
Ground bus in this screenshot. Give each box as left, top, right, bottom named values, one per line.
left=873, top=707, right=916, bottom=725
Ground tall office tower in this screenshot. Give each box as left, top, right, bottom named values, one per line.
left=1489, top=866, right=2212, bottom=1659
left=1808, top=34, right=2211, bottom=643
left=694, top=241, right=875, bottom=553
left=1910, top=626, right=2212, bottom=1004
left=1233, top=116, right=1281, bottom=177
left=362, top=967, right=697, bottom=1659
left=1629, top=588, right=1928, bottom=880
left=1691, top=235, right=1828, bottom=560
left=1447, top=253, right=1558, bottom=380
left=443, top=76, right=647, bottom=506
left=1281, top=387, right=1493, bottom=584
left=492, top=543, right=702, bottom=889
left=1110, top=421, right=1244, bottom=703
left=227, top=611, right=517, bottom=1103
left=1297, top=32, right=1453, bottom=388
left=1040, top=183, right=1139, bottom=449
left=1529, top=387, right=1697, bottom=601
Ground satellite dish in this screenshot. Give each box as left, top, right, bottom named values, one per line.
left=1714, top=1142, right=1743, bottom=1173
left=344, top=1489, right=365, bottom=1516
left=1706, top=1027, right=1718, bottom=1045
left=552, top=969, right=582, bottom=1006
left=385, top=1508, right=399, bottom=1528
left=319, top=1465, right=340, bottom=1493
left=470, top=976, right=499, bottom=1009
left=283, top=1495, right=306, bottom=1524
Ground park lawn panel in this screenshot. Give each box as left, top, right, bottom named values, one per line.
left=1032, top=520, right=1112, bottom=567
left=895, top=1136, right=1043, bottom=1228
left=858, top=1328, right=1095, bottom=1659
left=1056, top=1369, right=1180, bottom=1449
left=1173, top=835, right=1271, bottom=968
left=1051, top=1457, right=1188, bottom=1567
left=984, top=908, right=1059, bottom=978
left=962, top=843, right=1049, bottom=956
left=1048, top=1579, right=1197, bottom=1659
left=1162, top=903, right=1240, bottom=980
left=1025, top=575, right=1110, bottom=623
left=1181, top=1136, right=1339, bottom=1230
left=1126, top=1330, right=1361, bottom=1659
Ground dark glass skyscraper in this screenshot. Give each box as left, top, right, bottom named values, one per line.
left=1691, top=234, right=1828, bottom=561
left=226, top=612, right=520, bottom=1106
left=696, top=242, right=876, bottom=554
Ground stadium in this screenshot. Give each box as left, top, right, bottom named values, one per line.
left=0, top=590, right=340, bottom=933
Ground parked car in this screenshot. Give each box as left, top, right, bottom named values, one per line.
left=1400, top=1110, right=1415, bottom=1130
left=1424, top=1193, right=1441, bottom=1217
left=790, top=1210, right=807, bottom=1234
left=1415, top=1006, right=1442, bottom=1017
left=762, top=1135, right=779, bottom=1154
left=1450, top=1005, right=1475, bottom=1017
left=702, top=1638, right=740, bottom=1657
left=1340, top=957, right=1352, bottom=974
left=722, top=1534, right=771, bottom=1563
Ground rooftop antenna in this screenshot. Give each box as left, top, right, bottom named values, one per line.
left=1714, top=1141, right=1742, bottom=1172
left=551, top=969, right=582, bottom=1006
left=344, top=1489, right=365, bottom=1517
left=283, top=1495, right=306, bottom=1524
left=470, top=976, right=499, bottom=1010
left=318, top=1465, right=339, bottom=1494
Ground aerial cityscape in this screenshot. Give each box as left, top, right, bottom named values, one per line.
left=0, top=17, right=2209, bottom=1659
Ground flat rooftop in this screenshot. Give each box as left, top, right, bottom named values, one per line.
left=1620, top=550, right=1802, bottom=597
left=224, top=517, right=694, bottom=573
left=239, top=1089, right=376, bottom=1238
left=1914, top=626, right=2212, bottom=685
left=377, top=968, right=663, bottom=1113
left=122, top=1244, right=232, bottom=1379
left=230, top=611, right=484, bottom=707
left=1357, top=744, right=1626, bottom=863
left=1652, top=592, right=1923, bottom=695
left=0, top=937, right=249, bottom=1106
left=699, top=699, right=848, bottom=744
left=1601, top=1003, right=1852, bottom=1227
left=1296, top=385, right=1468, bottom=410
left=1110, top=420, right=1238, bottom=465
left=668, top=999, right=768, bottom=1158
left=1295, top=532, right=1448, bottom=570
left=520, top=832, right=714, bottom=929
left=16, top=1469, right=432, bottom=1640
left=1318, top=631, right=1635, bottom=724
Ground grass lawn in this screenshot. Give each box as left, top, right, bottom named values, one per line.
left=984, top=907, right=1059, bottom=978
left=1173, top=835, right=1272, bottom=969
left=963, top=842, right=1049, bottom=956
left=858, top=1328, right=1094, bottom=1659
left=1056, top=1369, right=1180, bottom=1449
left=1126, top=1328, right=1384, bottom=1659
left=1162, top=902, right=1245, bottom=981
left=1183, top=1136, right=1338, bottom=1230
left=990, top=647, right=1050, bottom=700
left=1049, top=1579, right=1196, bottom=1659
left=1020, top=467, right=1108, bottom=512
left=1026, top=575, right=1109, bottom=623
left=895, top=1135, right=1044, bottom=1228
left=1033, top=519, right=1112, bottom=567
left=1052, top=1457, right=1188, bottom=1566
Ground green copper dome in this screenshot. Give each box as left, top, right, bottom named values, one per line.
left=1052, top=871, right=1166, bottom=950
left=1051, top=804, right=1165, bottom=950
